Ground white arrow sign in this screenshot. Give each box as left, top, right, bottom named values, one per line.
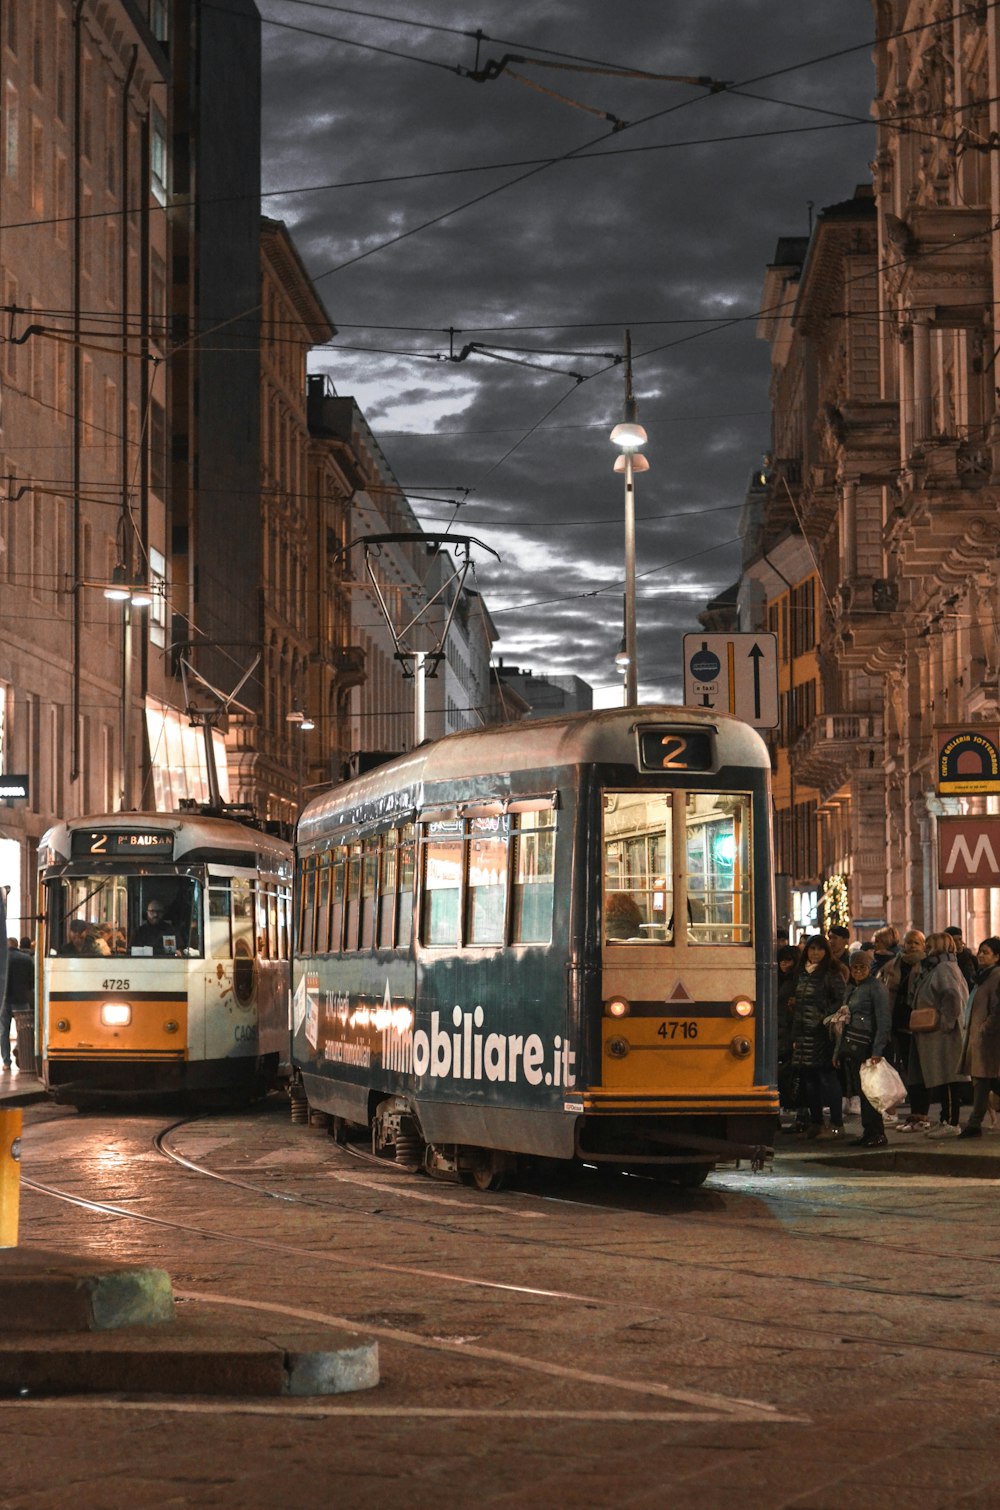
left=682, top=632, right=779, bottom=729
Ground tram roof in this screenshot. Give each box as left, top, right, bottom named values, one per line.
left=299, top=705, right=770, bottom=842
left=40, top=812, right=292, bottom=866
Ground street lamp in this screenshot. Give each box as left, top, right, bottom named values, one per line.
left=286, top=703, right=315, bottom=810
left=609, top=331, right=649, bottom=709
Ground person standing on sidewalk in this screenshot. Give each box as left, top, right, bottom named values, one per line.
left=790, top=935, right=846, bottom=1140
left=910, top=932, right=969, bottom=1138
left=944, top=926, right=978, bottom=990
left=839, top=950, right=892, bottom=1147
left=2, top=936, right=32, bottom=1071
left=880, top=929, right=929, bottom=1129
left=958, top=937, right=1000, bottom=1140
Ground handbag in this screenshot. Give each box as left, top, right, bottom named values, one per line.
left=842, top=1020, right=874, bottom=1058
left=909, top=1005, right=940, bottom=1033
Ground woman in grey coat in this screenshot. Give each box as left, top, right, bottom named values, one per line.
left=910, top=932, right=968, bottom=1137
left=959, top=937, right=1000, bottom=1138
left=838, top=951, right=892, bottom=1146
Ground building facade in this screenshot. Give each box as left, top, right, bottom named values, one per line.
left=741, top=4, right=1000, bottom=940
left=0, top=0, right=171, bottom=934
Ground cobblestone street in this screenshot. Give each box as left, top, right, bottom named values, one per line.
left=3, top=1097, right=1000, bottom=1508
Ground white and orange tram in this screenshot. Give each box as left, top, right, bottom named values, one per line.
left=37, top=812, right=293, bottom=1106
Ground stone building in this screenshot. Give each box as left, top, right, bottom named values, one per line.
left=742, top=5, right=1000, bottom=939
left=0, top=0, right=171, bottom=934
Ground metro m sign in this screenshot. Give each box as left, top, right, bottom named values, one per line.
left=938, top=816, right=1000, bottom=889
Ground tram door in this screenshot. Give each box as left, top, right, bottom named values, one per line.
left=600, top=789, right=755, bottom=1093
left=202, top=871, right=259, bottom=1062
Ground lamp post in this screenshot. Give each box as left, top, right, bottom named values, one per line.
left=609, top=331, right=649, bottom=709
left=286, top=702, right=315, bottom=812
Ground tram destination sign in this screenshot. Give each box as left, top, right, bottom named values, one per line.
left=935, top=726, right=1000, bottom=795
left=71, top=829, right=174, bottom=858
left=638, top=728, right=714, bottom=772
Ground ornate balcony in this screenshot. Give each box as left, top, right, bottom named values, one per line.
left=791, top=713, right=884, bottom=802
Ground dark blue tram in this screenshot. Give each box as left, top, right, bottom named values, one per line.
left=292, top=707, right=776, bottom=1188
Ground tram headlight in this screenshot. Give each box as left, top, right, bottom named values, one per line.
left=163, top=1020, right=179, bottom=1034
left=730, top=995, right=754, bottom=1018
left=100, top=1003, right=131, bottom=1027
left=56, top=1018, right=70, bottom=1033
left=605, top=996, right=631, bottom=1019
left=729, top=1036, right=752, bottom=1058
left=606, top=1036, right=630, bottom=1059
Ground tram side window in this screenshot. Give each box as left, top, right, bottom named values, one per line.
left=511, top=812, right=554, bottom=945
left=315, top=857, right=331, bottom=955
left=467, top=816, right=508, bottom=945
left=422, top=821, right=462, bottom=946
left=231, top=877, right=255, bottom=959
left=360, top=839, right=378, bottom=950
left=685, top=793, right=752, bottom=946
left=378, top=832, right=397, bottom=949
left=278, top=887, right=292, bottom=958
left=299, top=856, right=317, bottom=955
left=396, top=824, right=414, bottom=949
left=329, top=850, right=345, bottom=952
left=602, top=792, right=673, bottom=945
left=344, top=843, right=362, bottom=951
left=208, top=881, right=232, bottom=958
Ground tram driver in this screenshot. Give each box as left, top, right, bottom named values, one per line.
left=131, top=898, right=182, bottom=956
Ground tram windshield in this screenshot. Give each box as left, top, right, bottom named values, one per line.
left=603, top=790, right=751, bottom=945
left=47, top=876, right=203, bottom=958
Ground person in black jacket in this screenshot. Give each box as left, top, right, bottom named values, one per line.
left=944, top=927, right=977, bottom=990
left=2, top=937, right=33, bottom=1071
left=776, top=943, right=802, bottom=1127
left=790, top=935, right=847, bottom=1139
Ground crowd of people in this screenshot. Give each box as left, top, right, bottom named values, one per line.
left=776, top=922, right=1000, bottom=1146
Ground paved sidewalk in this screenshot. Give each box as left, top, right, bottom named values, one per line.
left=774, top=1111, right=1000, bottom=1176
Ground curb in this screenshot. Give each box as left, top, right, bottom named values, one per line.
left=774, top=1141, right=1000, bottom=1179
left=0, top=1249, right=175, bottom=1332
left=0, top=1323, right=380, bottom=1398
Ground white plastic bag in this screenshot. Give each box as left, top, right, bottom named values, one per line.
left=860, top=1058, right=907, bottom=1115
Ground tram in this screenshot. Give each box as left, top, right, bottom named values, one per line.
left=292, top=706, right=777, bottom=1187
left=37, top=812, right=293, bottom=1106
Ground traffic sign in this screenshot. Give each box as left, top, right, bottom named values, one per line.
left=682, top=633, right=779, bottom=729
left=938, top=815, right=1000, bottom=888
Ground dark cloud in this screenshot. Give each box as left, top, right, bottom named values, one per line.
left=261, top=0, right=875, bottom=701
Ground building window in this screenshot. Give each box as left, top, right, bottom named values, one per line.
left=4, top=84, right=19, bottom=179
left=149, top=397, right=166, bottom=494
left=149, top=545, right=167, bottom=648
left=54, top=147, right=67, bottom=242
left=31, top=0, right=43, bottom=87
left=104, top=90, right=116, bottom=193
left=150, top=111, right=167, bottom=204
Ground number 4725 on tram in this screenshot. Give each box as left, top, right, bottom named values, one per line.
left=292, top=706, right=777, bottom=1190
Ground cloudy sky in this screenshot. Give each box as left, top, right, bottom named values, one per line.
left=258, top=1, right=876, bottom=706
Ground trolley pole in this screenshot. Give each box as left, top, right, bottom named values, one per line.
left=414, top=650, right=427, bottom=745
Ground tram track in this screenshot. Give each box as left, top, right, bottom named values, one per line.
left=20, top=1107, right=1000, bottom=1370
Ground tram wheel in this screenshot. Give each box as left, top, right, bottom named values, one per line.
left=460, top=1164, right=506, bottom=1192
